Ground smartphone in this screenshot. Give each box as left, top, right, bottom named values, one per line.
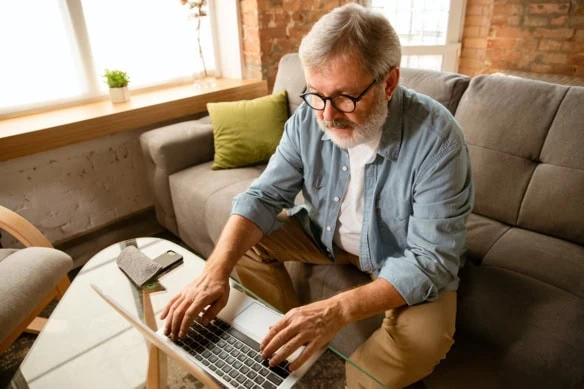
left=153, top=250, right=183, bottom=275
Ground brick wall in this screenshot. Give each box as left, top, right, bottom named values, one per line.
left=460, top=0, right=584, bottom=77
left=460, top=0, right=494, bottom=76
left=243, top=1, right=583, bottom=84
left=240, top=0, right=365, bottom=90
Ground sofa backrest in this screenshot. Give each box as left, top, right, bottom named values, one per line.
left=455, top=76, right=584, bottom=246
left=271, top=53, right=472, bottom=117
left=271, top=53, right=584, bottom=246
left=272, top=53, right=306, bottom=116
left=399, top=68, right=470, bottom=115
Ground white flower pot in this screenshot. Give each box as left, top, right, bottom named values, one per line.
left=109, top=87, right=130, bottom=103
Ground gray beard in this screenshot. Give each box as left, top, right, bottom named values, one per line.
left=317, top=88, right=389, bottom=149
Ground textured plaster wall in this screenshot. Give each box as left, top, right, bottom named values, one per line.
left=0, top=130, right=153, bottom=248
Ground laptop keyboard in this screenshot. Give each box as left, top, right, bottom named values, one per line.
left=172, top=316, right=292, bottom=389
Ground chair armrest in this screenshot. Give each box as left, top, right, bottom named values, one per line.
left=139, top=118, right=214, bottom=235
left=0, top=205, right=52, bottom=248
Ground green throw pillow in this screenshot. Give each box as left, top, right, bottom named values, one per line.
left=207, top=90, right=288, bottom=170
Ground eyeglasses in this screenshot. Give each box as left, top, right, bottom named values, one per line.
left=300, top=79, right=377, bottom=113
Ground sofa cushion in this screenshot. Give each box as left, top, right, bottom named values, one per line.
left=423, top=333, right=505, bottom=389
left=539, top=87, right=584, bottom=170
left=169, top=162, right=264, bottom=257
left=468, top=146, right=536, bottom=225
left=205, top=178, right=259, bottom=245
left=456, top=75, right=567, bottom=160
left=518, top=86, right=584, bottom=245
left=465, top=213, right=510, bottom=264
left=482, top=227, right=584, bottom=297
left=455, top=75, right=570, bottom=226
left=455, top=264, right=584, bottom=389
left=399, top=68, right=470, bottom=115
left=518, top=164, right=584, bottom=245
left=208, top=91, right=288, bottom=170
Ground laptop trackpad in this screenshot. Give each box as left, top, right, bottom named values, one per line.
left=232, top=302, right=282, bottom=342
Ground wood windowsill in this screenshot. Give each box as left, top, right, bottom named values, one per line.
left=0, top=78, right=268, bottom=161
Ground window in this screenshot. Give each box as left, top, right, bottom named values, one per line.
left=0, top=0, right=216, bottom=117
left=368, top=0, right=466, bottom=72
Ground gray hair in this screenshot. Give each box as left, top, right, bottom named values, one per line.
left=299, top=3, right=401, bottom=81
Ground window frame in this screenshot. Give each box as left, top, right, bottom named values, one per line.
left=1, top=0, right=243, bottom=119
left=367, top=0, right=467, bottom=73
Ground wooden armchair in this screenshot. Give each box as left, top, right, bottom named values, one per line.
left=0, top=205, right=72, bottom=354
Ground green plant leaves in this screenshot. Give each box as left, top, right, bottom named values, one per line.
left=103, top=69, right=130, bottom=88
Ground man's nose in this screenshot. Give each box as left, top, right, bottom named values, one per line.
left=322, top=101, right=341, bottom=121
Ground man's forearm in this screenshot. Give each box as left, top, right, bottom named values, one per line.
left=332, top=278, right=407, bottom=325
left=205, top=214, right=263, bottom=277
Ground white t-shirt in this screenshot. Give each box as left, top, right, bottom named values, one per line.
left=333, top=133, right=382, bottom=256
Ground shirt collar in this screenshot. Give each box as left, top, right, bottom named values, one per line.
left=377, top=85, right=404, bottom=162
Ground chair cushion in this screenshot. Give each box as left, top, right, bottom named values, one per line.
left=0, top=248, right=18, bottom=262
left=0, top=247, right=73, bottom=344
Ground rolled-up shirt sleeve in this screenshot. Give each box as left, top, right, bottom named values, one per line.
left=377, top=139, right=474, bottom=306
left=232, top=111, right=306, bottom=235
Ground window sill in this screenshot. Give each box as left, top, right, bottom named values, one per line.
left=0, top=78, right=268, bottom=161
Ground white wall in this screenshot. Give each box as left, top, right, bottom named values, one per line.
left=0, top=130, right=153, bottom=248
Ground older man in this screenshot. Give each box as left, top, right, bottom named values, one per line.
left=161, top=3, right=473, bottom=388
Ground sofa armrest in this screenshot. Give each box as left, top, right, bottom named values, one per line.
left=139, top=117, right=214, bottom=235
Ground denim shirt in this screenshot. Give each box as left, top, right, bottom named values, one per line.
left=232, top=85, right=474, bottom=306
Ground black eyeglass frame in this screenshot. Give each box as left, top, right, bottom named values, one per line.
left=299, top=79, right=378, bottom=113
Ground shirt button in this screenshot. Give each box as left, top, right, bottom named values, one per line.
left=334, top=196, right=340, bottom=202
left=342, top=166, right=348, bottom=172
left=326, top=226, right=332, bottom=232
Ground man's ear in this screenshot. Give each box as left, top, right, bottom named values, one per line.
left=384, top=67, right=400, bottom=100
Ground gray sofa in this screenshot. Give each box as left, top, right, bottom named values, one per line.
left=140, top=53, right=584, bottom=389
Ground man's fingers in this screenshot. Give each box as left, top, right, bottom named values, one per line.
left=171, top=297, right=192, bottom=338
left=288, top=341, right=320, bottom=371
left=179, top=299, right=208, bottom=337
left=164, top=295, right=185, bottom=335
left=260, top=314, right=292, bottom=352
left=200, top=298, right=226, bottom=326
left=261, top=321, right=297, bottom=358
left=160, top=294, right=180, bottom=320
left=179, top=305, right=197, bottom=338
left=267, top=333, right=305, bottom=368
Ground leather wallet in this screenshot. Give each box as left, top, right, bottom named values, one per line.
left=116, top=246, right=162, bottom=287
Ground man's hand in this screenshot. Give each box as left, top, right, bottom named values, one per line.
left=160, top=269, right=230, bottom=340
left=259, top=298, right=346, bottom=371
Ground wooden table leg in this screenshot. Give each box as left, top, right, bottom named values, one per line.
left=147, top=344, right=167, bottom=389
left=143, top=285, right=167, bottom=389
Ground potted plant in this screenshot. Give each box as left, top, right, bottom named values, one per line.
left=103, top=69, right=130, bottom=103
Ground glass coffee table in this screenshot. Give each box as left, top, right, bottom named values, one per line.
left=10, top=238, right=386, bottom=388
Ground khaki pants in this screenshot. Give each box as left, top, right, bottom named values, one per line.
left=235, top=217, right=457, bottom=389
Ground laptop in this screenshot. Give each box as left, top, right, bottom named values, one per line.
left=91, top=282, right=325, bottom=389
